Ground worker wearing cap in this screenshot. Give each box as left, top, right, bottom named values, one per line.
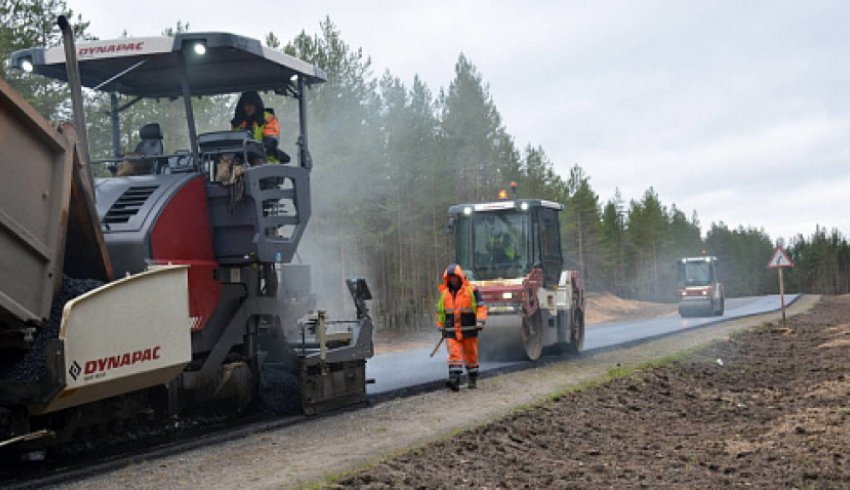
left=435, top=264, right=488, bottom=391
left=231, top=90, right=283, bottom=163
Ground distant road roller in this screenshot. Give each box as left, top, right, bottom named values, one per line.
left=676, top=256, right=725, bottom=317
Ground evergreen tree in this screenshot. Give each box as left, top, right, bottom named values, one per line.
left=704, top=223, right=773, bottom=296
left=599, top=190, right=627, bottom=295
left=283, top=18, right=387, bottom=320
left=625, top=188, right=668, bottom=300
left=562, top=164, right=600, bottom=288
left=518, top=145, right=563, bottom=202
left=786, top=226, right=850, bottom=294
left=440, top=54, right=519, bottom=202
left=0, top=0, right=91, bottom=117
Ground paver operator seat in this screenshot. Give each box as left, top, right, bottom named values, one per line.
left=134, top=123, right=164, bottom=157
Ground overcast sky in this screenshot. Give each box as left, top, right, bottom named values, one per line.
left=67, top=0, right=850, bottom=242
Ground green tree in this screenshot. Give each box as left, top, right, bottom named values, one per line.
left=283, top=18, right=387, bottom=321
left=265, top=32, right=280, bottom=49
left=1, top=0, right=91, bottom=118
left=624, top=188, right=668, bottom=300
left=704, top=223, right=774, bottom=296
left=598, top=190, right=627, bottom=295
left=440, top=54, right=519, bottom=202
left=518, top=145, right=564, bottom=202
left=374, top=72, right=449, bottom=327
left=562, top=164, right=600, bottom=288
left=786, top=226, right=850, bottom=294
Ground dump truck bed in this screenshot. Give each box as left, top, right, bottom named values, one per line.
left=0, top=76, right=76, bottom=329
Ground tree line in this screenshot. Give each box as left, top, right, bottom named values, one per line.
left=2, top=2, right=849, bottom=329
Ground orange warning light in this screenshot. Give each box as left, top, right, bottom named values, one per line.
left=497, top=189, right=509, bottom=200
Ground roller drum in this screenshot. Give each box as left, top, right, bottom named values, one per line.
left=478, top=312, right=543, bottom=361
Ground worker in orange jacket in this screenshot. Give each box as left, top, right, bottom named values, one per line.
left=436, top=264, right=487, bottom=391
left=231, top=90, right=286, bottom=163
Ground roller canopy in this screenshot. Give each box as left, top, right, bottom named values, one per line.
left=9, top=32, right=326, bottom=98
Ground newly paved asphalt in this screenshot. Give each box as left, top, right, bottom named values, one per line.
left=367, top=294, right=799, bottom=395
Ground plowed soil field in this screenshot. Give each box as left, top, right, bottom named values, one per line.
left=340, top=295, right=850, bottom=488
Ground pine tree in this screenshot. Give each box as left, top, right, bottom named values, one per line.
left=0, top=0, right=91, bottom=117
left=624, top=188, right=668, bottom=300
left=283, top=18, right=387, bottom=321
left=440, top=54, right=518, bottom=202
left=563, top=164, right=600, bottom=288
left=599, top=190, right=627, bottom=295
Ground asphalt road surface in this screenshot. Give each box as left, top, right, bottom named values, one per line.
left=367, top=294, right=799, bottom=395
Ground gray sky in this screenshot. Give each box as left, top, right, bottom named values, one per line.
left=68, top=0, right=850, bottom=242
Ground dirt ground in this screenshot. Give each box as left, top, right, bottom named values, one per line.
left=583, top=291, right=677, bottom=324
left=373, top=292, right=676, bottom=354
left=339, top=295, right=850, bottom=488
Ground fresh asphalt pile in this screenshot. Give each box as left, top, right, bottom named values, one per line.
left=339, top=295, right=850, bottom=488
left=259, top=362, right=303, bottom=415
left=0, top=277, right=102, bottom=383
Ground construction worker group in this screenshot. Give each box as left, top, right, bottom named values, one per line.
left=435, top=264, right=488, bottom=391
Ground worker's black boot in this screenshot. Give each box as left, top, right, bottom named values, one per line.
left=446, top=369, right=461, bottom=392
left=467, top=368, right=478, bottom=389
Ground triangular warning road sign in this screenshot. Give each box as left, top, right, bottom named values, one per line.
left=767, top=246, right=793, bottom=268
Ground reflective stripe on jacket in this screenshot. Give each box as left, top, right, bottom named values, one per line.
left=233, top=111, right=281, bottom=162
left=435, top=264, right=487, bottom=339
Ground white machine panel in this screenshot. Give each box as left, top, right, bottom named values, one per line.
left=38, top=266, right=193, bottom=414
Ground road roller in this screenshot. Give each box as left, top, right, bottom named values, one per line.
left=447, top=194, right=585, bottom=361
left=677, top=256, right=725, bottom=317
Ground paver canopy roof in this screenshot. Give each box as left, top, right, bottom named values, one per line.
left=10, top=32, right=326, bottom=98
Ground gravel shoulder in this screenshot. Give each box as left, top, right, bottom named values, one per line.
left=61, top=295, right=822, bottom=489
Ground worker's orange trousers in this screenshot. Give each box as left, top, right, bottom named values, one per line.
left=446, top=337, right=478, bottom=369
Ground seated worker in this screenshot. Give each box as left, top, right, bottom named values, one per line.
left=231, top=90, right=289, bottom=163
left=491, top=232, right=519, bottom=265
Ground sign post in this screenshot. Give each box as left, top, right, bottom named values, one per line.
left=767, top=246, right=794, bottom=327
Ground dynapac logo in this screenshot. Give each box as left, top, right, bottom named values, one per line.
left=78, top=42, right=144, bottom=57
left=70, top=346, right=162, bottom=382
